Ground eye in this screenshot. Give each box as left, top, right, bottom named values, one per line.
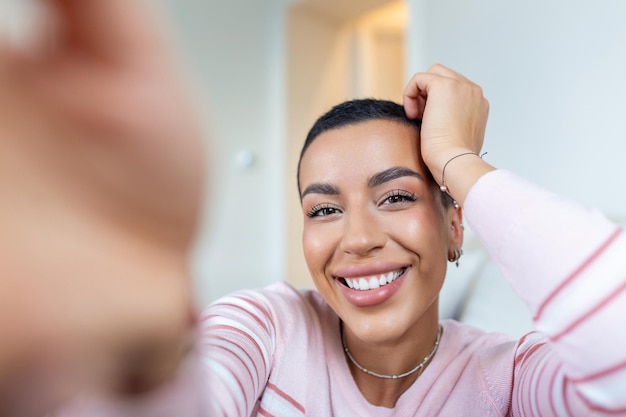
left=380, top=189, right=416, bottom=206
left=306, top=204, right=341, bottom=218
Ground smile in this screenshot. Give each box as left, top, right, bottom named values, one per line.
left=338, top=268, right=406, bottom=291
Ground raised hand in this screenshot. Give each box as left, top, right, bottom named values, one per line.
left=403, top=64, right=494, bottom=204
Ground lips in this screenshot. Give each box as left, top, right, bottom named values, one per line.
left=339, top=268, right=405, bottom=290
left=333, top=266, right=409, bottom=307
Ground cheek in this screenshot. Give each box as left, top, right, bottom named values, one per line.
left=389, top=209, right=449, bottom=253
left=302, top=225, right=338, bottom=276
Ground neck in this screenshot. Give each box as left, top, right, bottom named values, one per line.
left=342, top=320, right=441, bottom=408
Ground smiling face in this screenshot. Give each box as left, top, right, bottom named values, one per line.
left=299, top=119, right=463, bottom=345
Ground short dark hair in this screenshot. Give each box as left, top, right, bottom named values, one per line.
left=297, top=98, right=454, bottom=207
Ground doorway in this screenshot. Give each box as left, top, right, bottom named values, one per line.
left=285, top=0, right=408, bottom=288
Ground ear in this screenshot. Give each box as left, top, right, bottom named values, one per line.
left=446, top=202, right=464, bottom=250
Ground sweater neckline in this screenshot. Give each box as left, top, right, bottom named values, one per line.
left=324, top=316, right=454, bottom=416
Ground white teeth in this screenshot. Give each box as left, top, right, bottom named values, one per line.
left=342, top=269, right=404, bottom=291
left=368, top=277, right=380, bottom=289
left=378, top=275, right=386, bottom=286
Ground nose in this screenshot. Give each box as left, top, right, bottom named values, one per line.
left=339, top=208, right=386, bottom=256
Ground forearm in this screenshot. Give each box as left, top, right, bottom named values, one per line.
left=465, top=170, right=626, bottom=413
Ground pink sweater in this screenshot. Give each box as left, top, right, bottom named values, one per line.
left=57, top=170, right=626, bottom=416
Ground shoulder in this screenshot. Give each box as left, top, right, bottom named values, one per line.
left=439, top=320, right=519, bottom=385
left=445, top=321, right=552, bottom=372
left=439, top=320, right=522, bottom=414
left=206, top=282, right=334, bottom=336
left=442, top=320, right=515, bottom=351
left=209, top=282, right=327, bottom=314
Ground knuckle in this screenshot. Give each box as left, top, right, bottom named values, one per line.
left=428, top=63, right=443, bottom=72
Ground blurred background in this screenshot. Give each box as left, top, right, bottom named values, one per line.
left=2, top=0, right=626, bottom=337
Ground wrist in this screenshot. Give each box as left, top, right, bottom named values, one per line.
left=430, top=151, right=495, bottom=205
left=438, top=152, right=485, bottom=192
left=424, top=149, right=479, bottom=185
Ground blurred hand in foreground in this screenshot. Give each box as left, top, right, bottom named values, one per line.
left=0, top=0, right=205, bottom=414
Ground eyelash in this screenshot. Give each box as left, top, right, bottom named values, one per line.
left=380, top=189, right=417, bottom=205
left=306, top=204, right=340, bottom=218
left=306, top=190, right=416, bottom=217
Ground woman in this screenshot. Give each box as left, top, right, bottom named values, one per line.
left=55, top=66, right=625, bottom=416
left=202, top=65, right=626, bottom=416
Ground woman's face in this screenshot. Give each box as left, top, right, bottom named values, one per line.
left=299, top=119, right=463, bottom=344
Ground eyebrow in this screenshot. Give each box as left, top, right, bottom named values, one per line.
left=368, top=166, right=424, bottom=187
left=300, top=183, right=340, bottom=199
left=300, top=166, right=423, bottom=200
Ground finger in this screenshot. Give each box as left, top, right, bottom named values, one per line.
left=427, top=63, right=472, bottom=83
left=403, top=72, right=439, bottom=119
left=48, top=0, right=169, bottom=64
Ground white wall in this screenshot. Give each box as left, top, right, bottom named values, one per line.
left=163, top=1, right=293, bottom=306
left=407, top=0, right=626, bottom=219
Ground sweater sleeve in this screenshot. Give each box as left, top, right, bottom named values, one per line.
left=464, top=170, right=626, bottom=416
left=201, top=289, right=279, bottom=416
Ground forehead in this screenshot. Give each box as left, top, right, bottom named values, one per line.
left=299, top=119, right=425, bottom=185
